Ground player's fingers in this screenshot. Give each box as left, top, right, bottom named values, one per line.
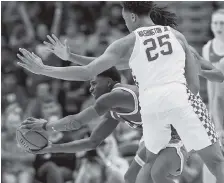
left=19, top=48, right=33, bottom=61
left=20, top=124, right=33, bottom=130
left=46, top=47, right=54, bottom=53
left=47, top=35, right=56, bottom=45
left=52, top=34, right=60, bottom=43
left=17, top=62, right=33, bottom=73
left=17, top=54, right=30, bottom=65
left=52, top=34, right=63, bottom=47
left=64, top=39, right=68, bottom=47
left=26, top=117, right=37, bottom=121
left=31, top=52, right=40, bottom=60
left=43, top=41, right=54, bottom=49
left=22, top=120, right=36, bottom=125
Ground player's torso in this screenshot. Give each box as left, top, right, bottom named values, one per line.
left=129, top=26, right=189, bottom=113
left=110, top=84, right=142, bottom=130
left=129, top=25, right=186, bottom=92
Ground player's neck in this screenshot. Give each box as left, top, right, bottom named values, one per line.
left=112, top=82, right=120, bottom=89
left=136, top=17, right=155, bottom=29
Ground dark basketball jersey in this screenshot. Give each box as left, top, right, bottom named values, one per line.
left=110, top=84, right=180, bottom=140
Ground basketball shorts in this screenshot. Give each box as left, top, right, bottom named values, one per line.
left=139, top=138, right=186, bottom=176
left=141, top=87, right=218, bottom=154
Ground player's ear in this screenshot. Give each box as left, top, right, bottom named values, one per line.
left=131, top=13, right=137, bottom=22
left=107, top=79, right=113, bottom=88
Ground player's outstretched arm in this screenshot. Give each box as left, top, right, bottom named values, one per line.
left=22, top=90, right=131, bottom=132
left=172, top=30, right=200, bottom=95
left=43, top=34, right=96, bottom=65
left=17, top=35, right=132, bottom=81
left=35, top=116, right=119, bottom=154
left=189, top=46, right=224, bottom=82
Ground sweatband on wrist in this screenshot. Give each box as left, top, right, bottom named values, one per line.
left=134, top=154, right=145, bottom=167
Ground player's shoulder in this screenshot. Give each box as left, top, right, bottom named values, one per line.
left=108, top=33, right=136, bottom=54
left=113, top=83, right=139, bottom=95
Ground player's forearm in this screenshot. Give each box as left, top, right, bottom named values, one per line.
left=68, top=52, right=96, bottom=65
left=200, top=70, right=224, bottom=82
left=46, top=106, right=100, bottom=131
left=42, top=65, right=92, bottom=81
left=50, top=138, right=99, bottom=153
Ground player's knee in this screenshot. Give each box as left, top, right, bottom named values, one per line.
left=151, top=162, right=170, bottom=182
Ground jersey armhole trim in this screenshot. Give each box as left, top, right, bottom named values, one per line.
left=112, top=87, right=139, bottom=116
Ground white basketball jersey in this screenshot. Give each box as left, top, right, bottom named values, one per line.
left=129, top=25, right=186, bottom=93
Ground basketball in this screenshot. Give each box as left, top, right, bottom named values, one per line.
left=16, top=127, right=48, bottom=151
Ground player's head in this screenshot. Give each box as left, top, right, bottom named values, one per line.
left=90, top=67, right=121, bottom=99
left=150, top=6, right=177, bottom=29
left=121, top=1, right=154, bottom=31
left=120, top=1, right=177, bottom=31
left=211, top=9, right=224, bottom=39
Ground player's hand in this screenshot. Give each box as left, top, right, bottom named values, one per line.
left=17, top=49, right=45, bottom=75
left=43, top=34, right=70, bottom=61
left=21, top=117, right=48, bottom=132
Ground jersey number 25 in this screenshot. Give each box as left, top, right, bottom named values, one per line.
left=143, top=34, right=173, bottom=62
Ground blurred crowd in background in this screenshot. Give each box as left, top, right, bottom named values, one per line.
left=1, top=1, right=224, bottom=183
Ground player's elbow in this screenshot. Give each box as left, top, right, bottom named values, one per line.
left=89, top=137, right=101, bottom=149
left=216, top=71, right=224, bottom=82
left=94, top=101, right=110, bottom=116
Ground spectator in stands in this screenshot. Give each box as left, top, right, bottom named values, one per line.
left=202, top=9, right=224, bottom=123
left=2, top=103, right=35, bottom=183
left=33, top=95, right=76, bottom=183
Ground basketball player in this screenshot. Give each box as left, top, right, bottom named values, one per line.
left=21, top=67, right=186, bottom=183
left=22, top=67, right=189, bottom=183
left=17, top=2, right=224, bottom=183
left=202, top=9, right=224, bottom=137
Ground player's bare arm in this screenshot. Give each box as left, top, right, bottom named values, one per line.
left=172, top=29, right=200, bottom=94
left=190, top=46, right=224, bottom=82
left=44, top=34, right=96, bottom=65
left=22, top=89, right=135, bottom=132
left=17, top=34, right=135, bottom=81
left=36, top=115, right=120, bottom=154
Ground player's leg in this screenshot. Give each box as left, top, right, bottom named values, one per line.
left=134, top=112, right=172, bottom=183
left=171, top=90, right=224, bottom=183
left=197, top=141, right=224, bottom=183
left=124, top=139, right=146, bottom=183
left=135, top=162, right=154, bottom=183
left=151, top=141, right=186, bottom=183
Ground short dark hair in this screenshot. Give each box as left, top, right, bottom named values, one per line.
left=97, top=67, right=121, bottom=83
left=121, top=1, right=153, bottom=16
left=120, top=1, right=178, bottom=28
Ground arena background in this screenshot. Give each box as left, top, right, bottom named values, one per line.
left=1, top=1, right=224, bottom=183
